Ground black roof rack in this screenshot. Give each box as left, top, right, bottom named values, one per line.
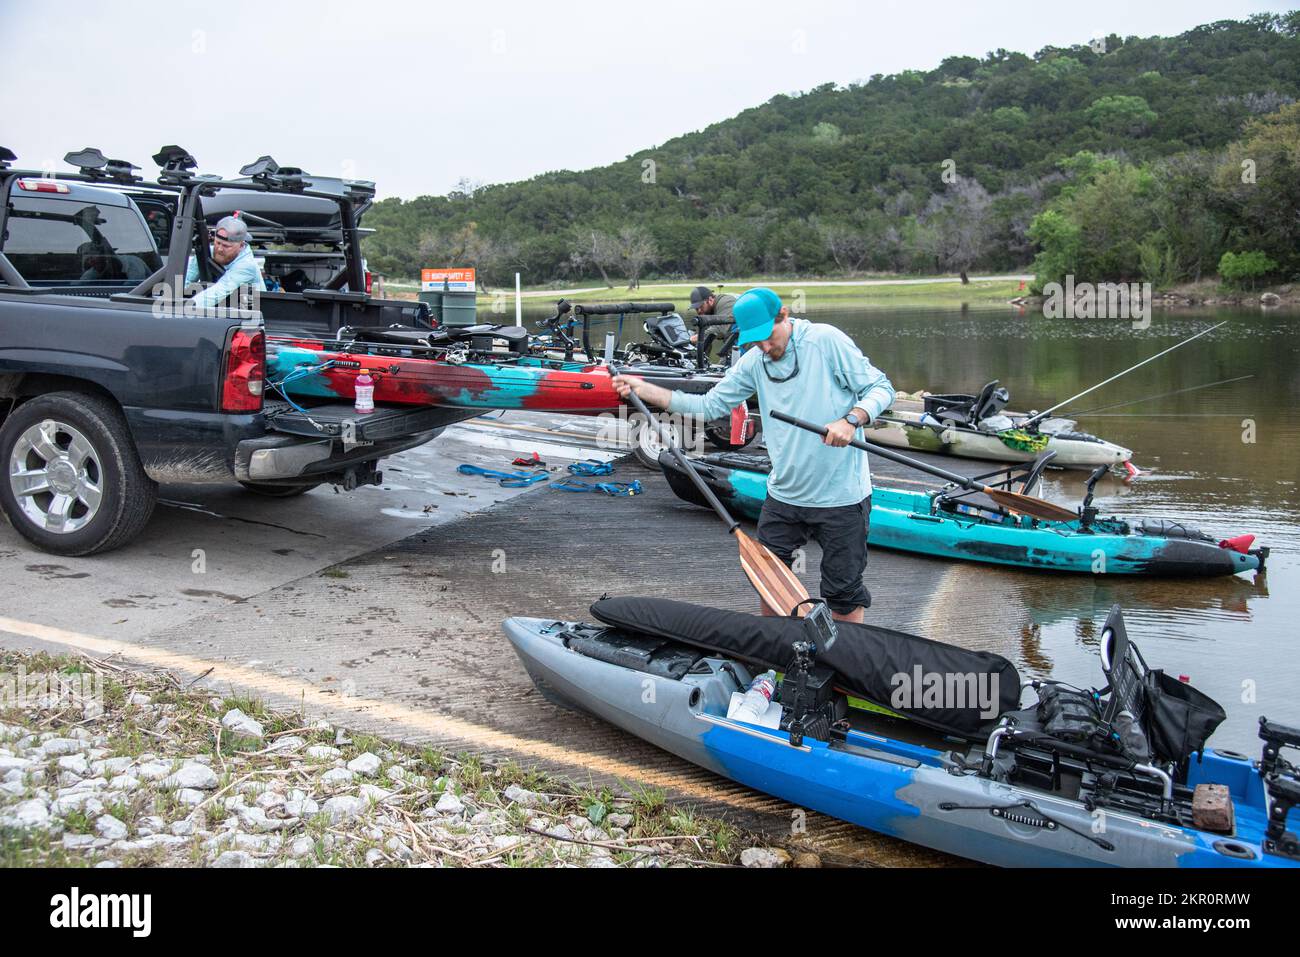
left=153, top=145, right=198, bottom=186
left=64, top=147, right=142, bottom=184
left=238, top=155, right=307, bottom=193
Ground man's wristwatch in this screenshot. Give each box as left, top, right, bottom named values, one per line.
left=844, top=411, right=865, bottom=427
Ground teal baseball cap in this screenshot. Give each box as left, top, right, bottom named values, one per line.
left=734, top=288, right=783, bottom=345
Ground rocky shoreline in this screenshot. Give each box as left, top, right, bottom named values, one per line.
left=1010, top=285, right=1298, bottom=310
left=0, top=651, right=808, bottom=869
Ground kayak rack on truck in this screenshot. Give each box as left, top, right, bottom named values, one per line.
left=0, top=145, right=475, bottom=555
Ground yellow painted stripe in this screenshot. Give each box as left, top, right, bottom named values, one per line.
left=0, top=616, right=776, bottom=812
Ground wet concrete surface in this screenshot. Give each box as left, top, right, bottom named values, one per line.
left=0, top=410, right=1056, bottom=866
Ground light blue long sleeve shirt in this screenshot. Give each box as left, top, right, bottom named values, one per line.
left=667, top=318, right=895, bottom=508
left=184, top=245, right=266, bottom=309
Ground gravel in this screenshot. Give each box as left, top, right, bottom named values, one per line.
left=0, top=649, right=772, bottom=869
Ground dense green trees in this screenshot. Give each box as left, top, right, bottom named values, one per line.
left=362, top=13, right=1300, bottom=288
left=1029, top=102, right=1300, bottom=290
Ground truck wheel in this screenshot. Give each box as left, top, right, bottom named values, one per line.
left=0, top=392, right=157, bottom=556
left=239, top=482, right=321, bottom=498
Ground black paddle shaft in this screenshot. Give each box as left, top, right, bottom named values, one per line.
left=771, top=410, right=997, bottom=493
left=613, top=366, right=740, bottom=533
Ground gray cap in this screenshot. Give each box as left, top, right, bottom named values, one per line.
left=213, top=215, right=250, bottom=244
left=689, top=285, right=715, bottom=307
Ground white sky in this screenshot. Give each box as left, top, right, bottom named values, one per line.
left=1, top=0, right=1292, bottom=199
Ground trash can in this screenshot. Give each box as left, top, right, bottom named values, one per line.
left=418, top=289, right=443, bottom=325
left=441, top=290, right=478, bottom=327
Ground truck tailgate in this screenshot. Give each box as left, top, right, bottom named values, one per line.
left=263, top=400, right=468, bottom=441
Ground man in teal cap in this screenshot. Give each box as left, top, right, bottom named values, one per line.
left=613, top=288, right=894, bottom=623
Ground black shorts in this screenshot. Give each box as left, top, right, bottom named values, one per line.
left=757, top=495, right=872, bottom=615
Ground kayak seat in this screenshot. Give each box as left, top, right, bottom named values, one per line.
left=923, top=381, right=1005, bottom=427
left=644, top=312, right=693, bottom=351
left=590, top=597, right=1022, bottom=741
left=565, top=625, right=704, bottom=681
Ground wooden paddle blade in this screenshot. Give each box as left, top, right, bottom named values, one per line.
left=736, top=529, right=810, bottom=616
left=985, top=488, right=1078, bottom=523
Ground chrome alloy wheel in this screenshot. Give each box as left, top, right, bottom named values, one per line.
left=8, top=419, right=104, bottom=534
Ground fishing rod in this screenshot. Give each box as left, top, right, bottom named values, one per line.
left=1024, top=321, right=1227, bottom=428
left=1072, top=374, right=1254, bottom=416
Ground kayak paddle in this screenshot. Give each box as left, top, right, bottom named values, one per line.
left=614, top=368, right=811, bottom=616
left=771, top=410, right=1079, bottom=524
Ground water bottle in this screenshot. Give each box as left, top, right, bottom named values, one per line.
left=733, top=671, right=777, bottom=723
left=1115, top=709, right=1150, bottom=762
left=354, top=369, right=375, bottom=415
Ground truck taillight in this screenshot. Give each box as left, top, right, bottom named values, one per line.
left=365, top=270, right=374, bottom=294
left=17, top=178, right=70, bottom=193
left=222, top=327, right=265, bottom=412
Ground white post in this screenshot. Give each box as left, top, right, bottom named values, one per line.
left=514, top=272, right=522, bottom=328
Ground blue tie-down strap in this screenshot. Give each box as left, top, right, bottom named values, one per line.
left=551, top=479, right=643, bottom=497
left=456, top=464, right=550, bottom=488
left=567, top=459, right=615, bottom=477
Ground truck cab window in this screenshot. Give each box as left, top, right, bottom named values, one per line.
left=4, top=195, right=163, bottom=285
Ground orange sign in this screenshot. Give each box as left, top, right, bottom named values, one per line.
left=421, top=268, right=477, bottom=292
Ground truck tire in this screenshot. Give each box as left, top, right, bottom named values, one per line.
left=0, top=392, right=158, bottom=556
left=239, top=481, right=321, bottom=498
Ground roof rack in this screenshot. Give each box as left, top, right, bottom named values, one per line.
left=153, top=144, right=198, bottom=186
left=64, top=147, right=142, bottom=184
left=0, top=147, right=15, bottom=170
left=239, top=155, right=307, bottom=193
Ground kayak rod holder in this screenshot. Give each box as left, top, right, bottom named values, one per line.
left=694, top=713, right=812, bottom=753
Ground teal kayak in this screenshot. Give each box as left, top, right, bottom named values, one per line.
left=658, top=452, right=1266, bottom=577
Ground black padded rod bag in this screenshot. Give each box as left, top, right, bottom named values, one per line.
left=591, top=597, right=1021, bottom=739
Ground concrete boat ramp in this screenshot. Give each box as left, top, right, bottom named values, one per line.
left=1, top=410, right=1097, bottom=865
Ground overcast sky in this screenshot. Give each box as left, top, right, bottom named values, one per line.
left=1, top=1, right=1291, bottom=199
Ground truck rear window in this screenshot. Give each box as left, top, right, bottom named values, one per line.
left=4, top=195, right=163, bottom=286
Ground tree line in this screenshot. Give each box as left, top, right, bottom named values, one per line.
left=360, top=13, right=1300, bottom=292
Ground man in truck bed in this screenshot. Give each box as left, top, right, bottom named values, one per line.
left=184, top=215, right=266, bottom=310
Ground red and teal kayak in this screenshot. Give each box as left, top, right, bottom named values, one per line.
left=266, top=337, right=624, bottom=414
left=266, top=334, right=729, bottom=416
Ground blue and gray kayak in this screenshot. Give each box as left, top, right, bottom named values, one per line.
left=659, top=451, right=1266, bottom=577
left=503, top=598, right=1300, bottom=868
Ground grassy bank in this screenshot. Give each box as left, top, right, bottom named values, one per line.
left=383, top=276, right=1029, bottom=310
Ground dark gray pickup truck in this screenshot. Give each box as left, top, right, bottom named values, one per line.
left=0, top=146, right=475, bottom=556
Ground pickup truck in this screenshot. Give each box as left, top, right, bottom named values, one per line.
left=0, top=145, right=477, bottom=556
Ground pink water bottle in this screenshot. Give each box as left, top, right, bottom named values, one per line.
left=354, top=369, right=375, bottom=415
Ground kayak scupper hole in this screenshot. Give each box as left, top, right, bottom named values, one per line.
left=688, top=687, right=701, bottom=710
left=1213, top=841, right=1256, bottom=860
left=1214, top=749, right=1250, bottom=762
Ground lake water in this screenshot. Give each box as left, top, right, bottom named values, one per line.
left=523, top=298, right=1299, bottom=752
left=825, top=302, right=1300, bottom=753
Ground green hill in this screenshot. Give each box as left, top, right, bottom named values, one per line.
left=363, top=12, right=1300, bottom=290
